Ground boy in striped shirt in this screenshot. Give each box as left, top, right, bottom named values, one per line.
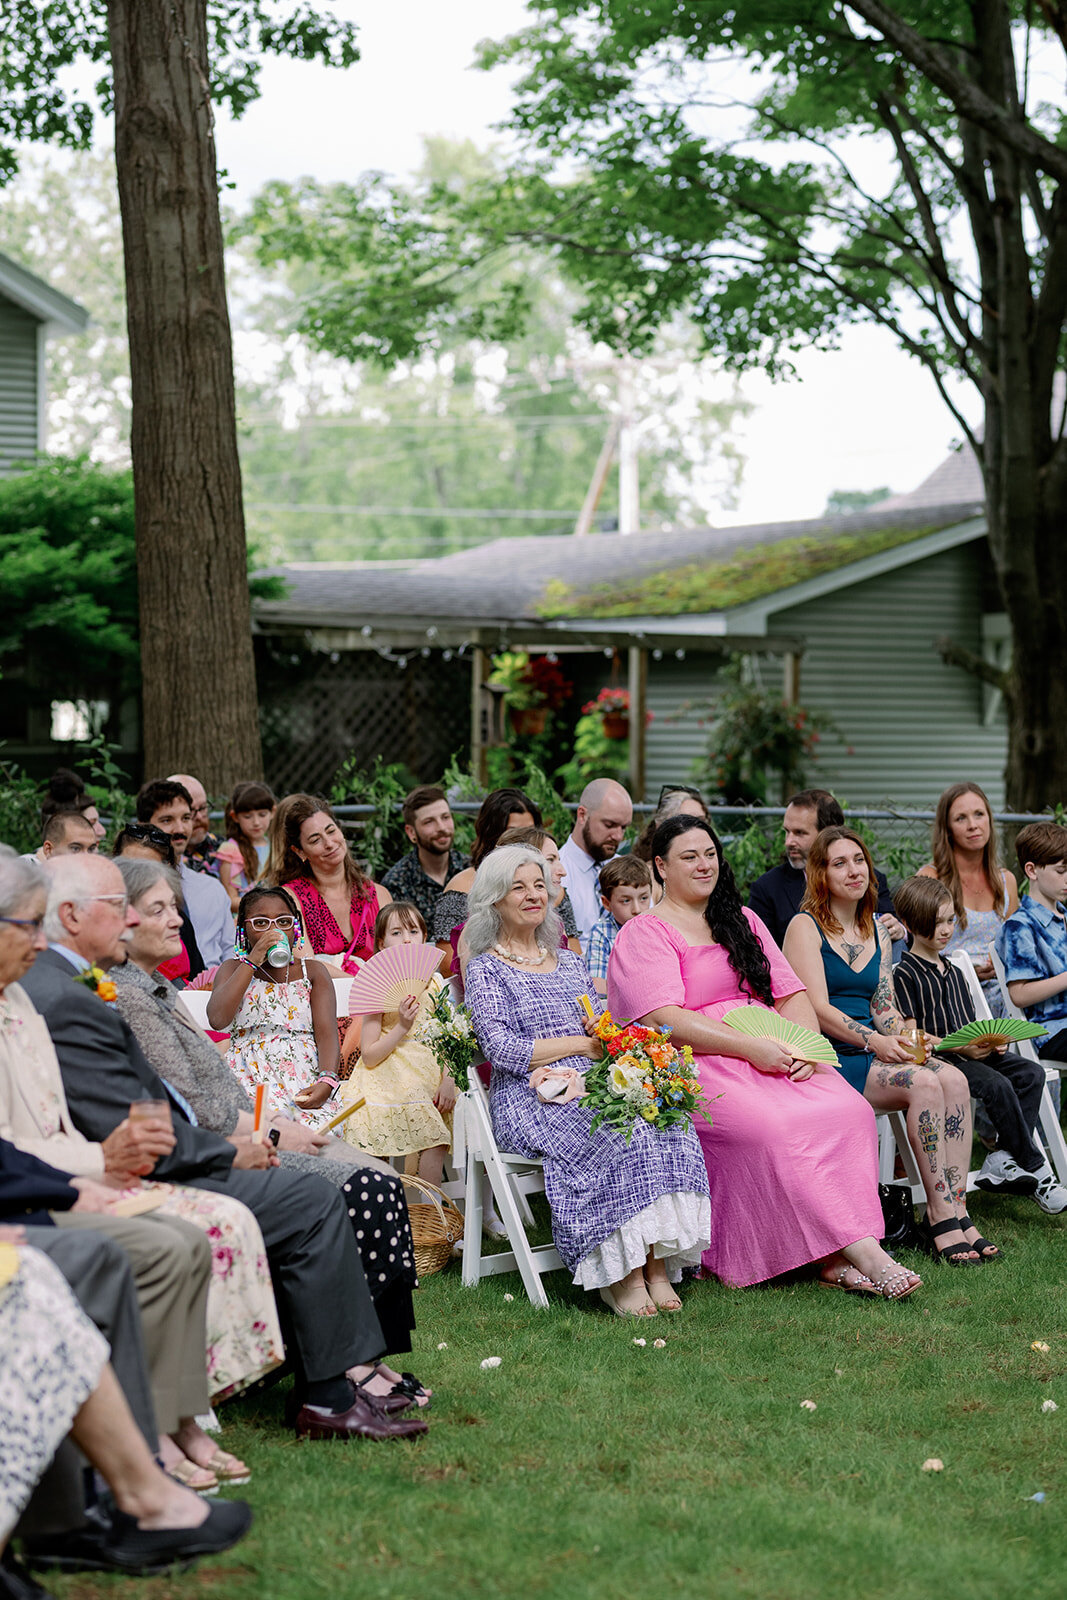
left=586, top=855, right=652, bottom=996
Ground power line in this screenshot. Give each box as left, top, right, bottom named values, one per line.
left=237, top=412, right=609, bottom=431
left=245, top=502, right=586, bottom=519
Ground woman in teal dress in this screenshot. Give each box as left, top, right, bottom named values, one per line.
left=784, top=827, right=992, bottom=1266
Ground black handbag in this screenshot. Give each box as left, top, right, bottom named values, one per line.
left=878, top=1183, right=928, bottom=1254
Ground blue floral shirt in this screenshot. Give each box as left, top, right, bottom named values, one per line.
left=995, top=896, right=1067, bottom=1024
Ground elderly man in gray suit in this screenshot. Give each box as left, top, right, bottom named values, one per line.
left=20, top=853, right=425, bottom=1443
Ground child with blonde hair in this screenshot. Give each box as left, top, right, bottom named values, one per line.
left=338, top=902, right=454, bottom=1183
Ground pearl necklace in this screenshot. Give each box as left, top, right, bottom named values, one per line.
left=493, top=941, right=548, bottom=966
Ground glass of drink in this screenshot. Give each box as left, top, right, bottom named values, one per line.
left=128, top=1098, right=171, bottom=1125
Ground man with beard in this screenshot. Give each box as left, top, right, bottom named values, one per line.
left=382, top=787, right=468, bottom=927
left=134, top=781, right=233, bottom=966
left=559, top=778, right=633, bottom=949
left=167, top=773, right=221, bottom=876
left=747, top=788, right=903, bottom=948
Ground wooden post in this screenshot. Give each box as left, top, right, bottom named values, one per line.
left=470, top=647, right=489, bottom=787
left=627, top=645, right=648, bottom=800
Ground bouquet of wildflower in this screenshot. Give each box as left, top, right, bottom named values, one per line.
left=415, top=978, right=478, bottom=1091
left=581, top=1010, right=708, bottom=1141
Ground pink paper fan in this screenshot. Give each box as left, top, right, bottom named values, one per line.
left=346, top=944, right=442, bottom=1016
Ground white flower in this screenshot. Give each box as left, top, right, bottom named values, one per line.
left=480, top=1356, right=502, bottom=1369
left=436, top=1341, right=448, bottom=1350
left=503, top=1293, right=514, bottom=1302
left=799, top=1400, right=817, bottom=1411
left=632, top=1337, right=646, bottom=1347
left=1041, top=1399, right=1058, bottom=1413
left=653, top=1338, right=667, bottom=1349
left=921, top=1458, right=944, bottom=1472
left=610, top=1059, right=646, bottom=1099
left=1032, top=1341, right=1051, bottom=1353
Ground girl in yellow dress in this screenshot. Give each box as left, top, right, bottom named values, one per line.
left=339, top=902, right=455, bottom=1183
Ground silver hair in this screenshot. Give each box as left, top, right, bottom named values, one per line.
left=465, top=845, right=562, bottom=959
left=42, top=853, right=120, bottom=941
left=0, top=844, right=46, bottom=920
left=115, top=856, right=184, bottom=910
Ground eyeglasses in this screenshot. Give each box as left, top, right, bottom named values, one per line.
left=0, top=916, right=44, bottom=933
left=246, top=915, right=297, bottom=932
left=657, top=784, right=705, bottom=807
left=86, top=894, right=129, bottom=911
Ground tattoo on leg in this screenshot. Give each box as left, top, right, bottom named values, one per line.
left=935, top=1181, right=946, bottom=1192
left=918, top=1107, right=939, bottom=1173
left=944, top=1105, right=965, bottom=1141
left=877, top=1066, right=916, bottom=1090
left=944, top=1165, right=964, bottom=1204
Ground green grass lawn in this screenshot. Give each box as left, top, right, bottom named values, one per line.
left=52, top=1191, right=1066, bottom=1600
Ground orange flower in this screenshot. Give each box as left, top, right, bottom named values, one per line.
left=97, top=980, right=118, bottom=1003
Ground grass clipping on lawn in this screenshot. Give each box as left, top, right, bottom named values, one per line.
left=54, top=1191, right=1065, bottom=1600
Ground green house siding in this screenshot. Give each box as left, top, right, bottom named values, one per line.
left=635, top=543, right=1006, bottom=807
left=766, top=543, right=1005, bottom=807
left=0, top=299, right=40, bottom=471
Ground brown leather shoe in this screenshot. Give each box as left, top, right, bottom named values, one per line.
left=294, top=1393, right=428, bottom=1440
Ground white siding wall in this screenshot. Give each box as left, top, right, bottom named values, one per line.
left=0, top=299, right=40, bottom=471
left=638, top=543, right=1007, bottom=807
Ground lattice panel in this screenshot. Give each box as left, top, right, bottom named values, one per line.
left=260, top=652, right=470, bottom=794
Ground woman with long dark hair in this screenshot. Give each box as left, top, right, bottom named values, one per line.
left=267, top=793, right=391, bottom=973
left=609, top=816, right=921, bottom=1299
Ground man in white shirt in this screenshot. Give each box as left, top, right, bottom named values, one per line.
left=559, top=778, right=634, bottom=949
left=135, top=779, right=234, bottom=965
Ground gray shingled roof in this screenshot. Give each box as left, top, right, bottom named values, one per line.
left=874, top=445, right=983, bottom=512
left=255, top=501, right=979, bottom=629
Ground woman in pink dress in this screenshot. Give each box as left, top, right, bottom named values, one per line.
left=608, top=815, right=921, bottom=1299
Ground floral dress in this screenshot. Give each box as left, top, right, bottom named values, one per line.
left=226, top=961, right=331, bottom=1128
left=339, top=981, right=451, bottom=1158
left=0, top=1246, right=109, bottom=1542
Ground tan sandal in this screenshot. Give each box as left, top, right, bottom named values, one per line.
left=203, top=1449, right=251, bottom=1485
left=599, top=1285, right=658, bottom=1318
left=817, top=1265, right=879, bottom=1297
left=645, top=1276, right=683, bottom=1311
left=870, top=1263, right=922, bottom=1301
left=166, top=1457, right=218, bottom=1494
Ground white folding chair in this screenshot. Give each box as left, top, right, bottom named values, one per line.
left=986, top=947, right=1067, bottom=1179
left=175, top=988, right=211, bottom=1029
left=458, top=1071, right=564, bottom=1307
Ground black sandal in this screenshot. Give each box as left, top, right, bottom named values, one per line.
left=959, top=1213, right=1001, bottom=1262
left=388, top=1371, right=432, bottom=1409
left=923, top=1217, right=981, bottom=1265
left=354, top=1366, right=415, bottom=1414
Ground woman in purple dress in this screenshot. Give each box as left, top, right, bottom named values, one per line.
left=464, top=846, right=711, bottom=1318
left=608, top=816, right=922, bottom=1300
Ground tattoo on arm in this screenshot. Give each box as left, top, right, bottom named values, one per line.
left=845, top=1018, right=873, bottom=1045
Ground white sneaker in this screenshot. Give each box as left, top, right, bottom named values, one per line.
left=975, top=1149, right=1040, bottom=1195
left=1032, top=1162, right=1067, bottom=1215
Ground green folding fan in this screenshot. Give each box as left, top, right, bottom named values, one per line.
left=935, top=1017, right=1047, bottom=1051
left=722, top=1007, right=840, bottom=1066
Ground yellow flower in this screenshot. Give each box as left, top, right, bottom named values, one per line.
left=640, top=1105, right=658, bottom=1122
left=593, top=1012, right=622, bottom=1041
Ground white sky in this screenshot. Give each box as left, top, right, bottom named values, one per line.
left=211, top=2, right=978, bottom=525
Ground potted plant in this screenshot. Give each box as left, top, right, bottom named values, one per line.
left=488, top=652, right=572, bottom=738
left=585, top=687, right=634, bottom=740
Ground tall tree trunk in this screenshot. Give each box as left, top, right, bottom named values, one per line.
left=107, top=0, right=262, bottom=788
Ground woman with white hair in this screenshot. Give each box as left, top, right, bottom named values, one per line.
left=463, top=846, right=710, bottom=1318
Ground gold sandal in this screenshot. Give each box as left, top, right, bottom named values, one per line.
left=203, top=1449, right=251, bottom=1485
left=166, top=1457, right=218, bottom=1494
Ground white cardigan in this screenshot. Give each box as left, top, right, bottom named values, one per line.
left=0, top=981, right=106, bottom=1177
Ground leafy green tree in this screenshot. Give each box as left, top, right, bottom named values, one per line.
left=0, top=456, right=284, bottom=757
left=823, top=488, right=893, bottom=516
left=0, top=2, right=358, bottom=788
left=236, top=138, right=750, bottom=556
left=263, top=2, right=1067, bottom=809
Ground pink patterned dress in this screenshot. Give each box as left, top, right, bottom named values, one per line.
left=284, top=877, right=378, bottom=974
left=608, top=912, right=883, bottom=1288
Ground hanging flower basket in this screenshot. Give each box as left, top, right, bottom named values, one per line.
left=601, top=713, right=629, bottom=740
left=509, top=705, right=549, bottom=738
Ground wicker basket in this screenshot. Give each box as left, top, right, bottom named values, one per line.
left=400, top=1174, right=464, bottom=1278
